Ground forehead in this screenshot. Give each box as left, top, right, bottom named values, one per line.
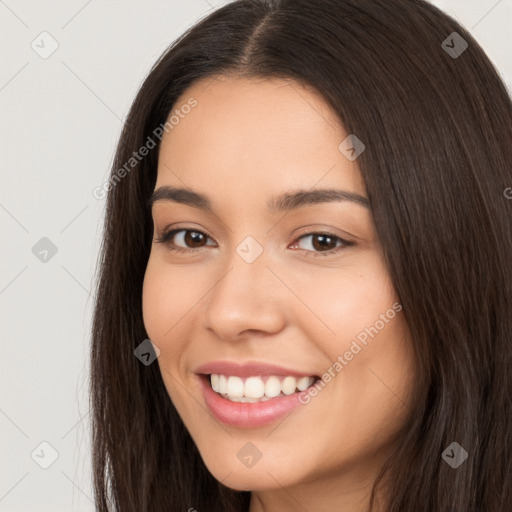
left=155, top=75, right=366, bottom=203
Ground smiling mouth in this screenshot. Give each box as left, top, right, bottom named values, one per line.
left=207, top=373, right=321, bottom=403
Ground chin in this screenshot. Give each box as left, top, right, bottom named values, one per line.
left=201, top=453, right=300, bottom=491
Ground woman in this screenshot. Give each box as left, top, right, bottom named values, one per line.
left=90, top=0, right=512, bottom=510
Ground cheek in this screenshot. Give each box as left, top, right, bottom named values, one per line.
left=141, top=261, right=168, bottom=340
left=289, top=255, right=398, bottom=347
left=141, top=259, right=196, bottom=406
left=141, top=257, right=203, bottom=340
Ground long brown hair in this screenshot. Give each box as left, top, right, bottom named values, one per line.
left=90, top=1, right=512, bottom=510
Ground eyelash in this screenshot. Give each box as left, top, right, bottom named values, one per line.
left=154, top=228, right=354, bottom=256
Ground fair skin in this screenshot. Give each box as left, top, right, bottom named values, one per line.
left=142, top=74, right=416, bottom=512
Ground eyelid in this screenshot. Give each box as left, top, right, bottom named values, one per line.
left=293, top=224, right=357, bottom=242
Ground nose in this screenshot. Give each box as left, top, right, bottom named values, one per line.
left=202, top=245, right=287, bottom=342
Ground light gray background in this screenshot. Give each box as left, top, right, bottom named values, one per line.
left=1, top=1, right=511, bottom=511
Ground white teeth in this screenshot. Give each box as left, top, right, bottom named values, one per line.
left=211, top=374, right=220, bottom=392
left=297, top=376, right=311, bottom=391
left=209, top=374, right=315, bottom=402
left=219, top=375, right=227, bottom=394
left=264, top=376, right=281, bottom=398
left=281, top=376, right=297, bottom=395
left=240, top=396, right=260, bottom=403
left=245, top=376, right=265, bottom=399
left=226, top=376, right=244, bottom=397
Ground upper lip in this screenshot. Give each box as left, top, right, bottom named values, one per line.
left=195, top=360, right=319, bottom=378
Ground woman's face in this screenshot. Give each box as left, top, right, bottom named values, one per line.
left=142, top=75, right=416, bottom=507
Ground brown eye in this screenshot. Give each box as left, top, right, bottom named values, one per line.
left=155, top=228, right=216, bottom=252
left=291, top=232, right=353, bottom=256
left=182, top=230, right=207, bottom=248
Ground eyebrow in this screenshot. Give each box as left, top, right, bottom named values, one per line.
left=147, top=185, right=370, bottom=211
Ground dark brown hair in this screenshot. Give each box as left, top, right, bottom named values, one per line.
left=90, top=1, right=512, bottom=510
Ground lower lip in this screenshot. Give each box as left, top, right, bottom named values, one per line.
left=198, top=374, right=311, bottom=428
